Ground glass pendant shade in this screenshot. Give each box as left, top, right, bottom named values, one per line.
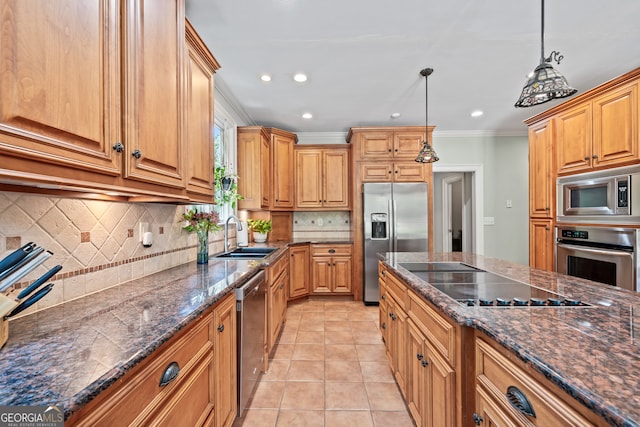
left=514, top=62, right=577, bottom=107
left=515, top=0, right=577, bottom=108
left=415, top=67, right=439, bottom=163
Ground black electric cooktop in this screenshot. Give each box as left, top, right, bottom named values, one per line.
left=400, top=262, right=590, bottom=307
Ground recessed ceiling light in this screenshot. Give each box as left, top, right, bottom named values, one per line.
left=390, top=113, right=401, bottom=119
left=260, top=74, right=272, bottom=82
left=302, top=113, right=313, bottom=119
left=471, top=110, right=484, bottom=118
left=293, top=73, right=308, bottom=83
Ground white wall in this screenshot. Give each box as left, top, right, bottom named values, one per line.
left=432, top=133, right=529, bottom=264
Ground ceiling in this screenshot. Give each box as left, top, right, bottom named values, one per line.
left=185, top=0, right=640, bottom=135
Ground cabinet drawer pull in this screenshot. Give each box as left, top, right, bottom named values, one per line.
left=506, top=385, right=536, bottom=418
left=112, top=142, right=124, bottom=153
left=328, top=249, right=336, bottom=254
left=159, top=361, right=180, bottom=387
left=217, top=324, right=225, bottom=332
left=132, top=149, right=142, bottom=159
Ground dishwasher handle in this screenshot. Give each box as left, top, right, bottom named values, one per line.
left=236, top=270, right=266, bottom=301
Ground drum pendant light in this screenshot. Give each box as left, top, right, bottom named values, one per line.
left=514, top=0, right=577, bottom=108
left=415, top=68, right=439, bottom=163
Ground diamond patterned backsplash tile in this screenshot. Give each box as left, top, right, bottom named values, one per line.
left=0, top=191, right=222, bottom=315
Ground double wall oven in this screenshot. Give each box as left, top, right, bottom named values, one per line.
left=555, top=165, right=640, bottom=292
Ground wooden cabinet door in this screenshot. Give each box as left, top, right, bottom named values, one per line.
left=271, top=132, right=295, bottom=209
left=238, top=128, right=266, bottom=210
left=311, top=257, right=332, bottom=293
left=394, top=162, right=427, bottom=182
left=393, top=130, right=426, bottom=158
left=261, top=134, right=271, bottom=208
left=529, top=120, right=554, bottom=218
left=427, top=346, right=455, bottom=427
left=556, top=103, right=592, bottom=175
left=358, top=131, right=393, bottom=159
left=289, top=245, right=310, bottom=299
left=332, top=257, right=352, bottom=293
left=529, top=219, right=554, bottom=271
left=407, top=320, right=426, bottom=427
left=0, top=0, right=121, bottom=175
left=213, top=293, right=237, bottom=427
left=475, top=387, right=519, bottom=427
left=388, top=297, right=408, bottom=397
left=593, top=81, right=639, bottom=168
left=295, top=149, right=323, bottom=209
left=185, top=21, right=217, bottom=200
left=323, top=149, right=350, bottom=208
left=360, top=163, right=393, bottom=182
left=123, top=0, right=185, bottom=188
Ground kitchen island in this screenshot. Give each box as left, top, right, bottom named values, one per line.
left=381, top=252, right=640, bottom=427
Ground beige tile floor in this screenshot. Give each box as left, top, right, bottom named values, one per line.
left=238, top=298, right=415, bottom=427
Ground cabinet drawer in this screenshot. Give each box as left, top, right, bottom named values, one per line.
left=384, top=271, right=408, bottom=311
left=310, top=244, right=352, bottom=257
left=269, top=249, right=290, bottom=283
left=75, top=313, right=213, bottom=426
left=476, top=338, right=595, bottom=427
left=408, top=290, right=456, bottom=367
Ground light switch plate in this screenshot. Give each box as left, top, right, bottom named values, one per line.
left=483, top=217, right=495, bottom=225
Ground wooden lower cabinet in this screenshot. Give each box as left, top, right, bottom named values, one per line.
left=385, top=293, right=408, bottom=396
left=267, top=250, right=289, bottom=354
left=529, top=219, right=554, bottom=271
left=288, top=245, right=310, bottom=300
left=310, top=244, right=353, bottom=294
left=67, top=292, right=236, bottom=427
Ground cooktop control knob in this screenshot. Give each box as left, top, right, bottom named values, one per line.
left=547, top=298, right=563, bottom=306
left=513, top=297, right=528, bottom=306
left=530, top=298, right=545, bottom=306
left=479, top=298, right=493, bottom=306
left=496, top=298, right=511, bottom=306
left=564, top=299, right=581, bottom=306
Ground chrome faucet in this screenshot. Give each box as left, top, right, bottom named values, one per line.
left=224, top=215, right=243, bottom=253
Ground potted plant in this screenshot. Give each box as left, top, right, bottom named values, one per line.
left=247, top=219, right=272, bottom=243
left=214, top=165, right=243, bottom=208
left=180, top=208, right=221, bottom=264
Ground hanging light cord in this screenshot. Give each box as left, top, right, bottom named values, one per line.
left=420, top=68, right=434, bottom=147
left=540, top=0, right=545, bottom=65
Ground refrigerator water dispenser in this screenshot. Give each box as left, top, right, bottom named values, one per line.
left=371, top=213, right=388, bottom=239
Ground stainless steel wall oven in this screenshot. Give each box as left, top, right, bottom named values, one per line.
left=555, top=226, right=639, bottom=292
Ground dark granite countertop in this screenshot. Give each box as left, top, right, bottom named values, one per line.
left=0, top=246, right=289, bottom=420
left=381, top=252, right=640, bottom=427
left=289, top=237, right=353, bottom=245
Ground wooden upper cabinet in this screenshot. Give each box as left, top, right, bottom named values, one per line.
left=592, top=81, right=639, bottom=168
left=0, top=0, right=121, bottom=175
left=349, top=127, right=428, bottom=160
left=556, top=103, right=592, bottom=175
left=357, top=131, right=394, bottom=158
left=268, top=128, right=296, bottom=210
left=237, top=126, right=270, bottom=210
left=556, top=79, right=640, bottom=175
left=123, top=0, right=185, bottom=188
left=393, top=131, right=427, bottom=158
left=295, top=145, right=350, bottom=210
left=529, top=120, right=554, bottom=218
left=185, top=19, right=219, bottom=200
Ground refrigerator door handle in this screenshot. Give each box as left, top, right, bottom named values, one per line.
left=390, top=199, right=396, bottom=251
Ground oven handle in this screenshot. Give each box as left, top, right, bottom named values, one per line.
left=556, top=242, right=634, bottom=257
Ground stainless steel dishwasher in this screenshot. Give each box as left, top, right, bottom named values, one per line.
left=235, top=270, right=266, bottom=418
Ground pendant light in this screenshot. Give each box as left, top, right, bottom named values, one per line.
left=415, top=67, right=439, bottom=163
left=514, top=0, right=577, bottom=108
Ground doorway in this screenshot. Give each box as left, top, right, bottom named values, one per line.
left=433, top=165, right=484, bottom=255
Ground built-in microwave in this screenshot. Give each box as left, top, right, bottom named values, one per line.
left=557, top=165, right=640, bottom=224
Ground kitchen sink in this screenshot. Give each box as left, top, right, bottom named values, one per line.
left=213, top=247, right=277, bottom=259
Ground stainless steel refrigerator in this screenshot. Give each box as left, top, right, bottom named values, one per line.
left=363, top=182, right=429, bottom=304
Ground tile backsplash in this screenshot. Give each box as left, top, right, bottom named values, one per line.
left=292, top=211, right=351, bottom=240
left=0, top=191, right=227, bottom=314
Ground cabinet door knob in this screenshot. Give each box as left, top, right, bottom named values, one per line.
left=388, top=148, right=392, bottom=152
left=584, top=156, right=590, bottom=161
left=592, top=154, right=598, bottom=159
left=381, top=322, right=386, bottom=330
left=112, top=142, right=124, bottom=153
left=131, top=149, right=142, bottom=159
left=328, top=249, right=336, bottom=253
left=421, top=359, right=428, bottom=367
left=217, top=324, right=224, bottom=332
left=416, top=352, right=423, bottom=360
left=472, top=413, right=484, bottom=425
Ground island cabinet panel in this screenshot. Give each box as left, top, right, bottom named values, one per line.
left=185, top=19, right=219, bottom=200
left=0, top=0, right=121, bottom=175
left=288, top=244, right=310, bottom=300
left=475, top=337, right=599, bottom=427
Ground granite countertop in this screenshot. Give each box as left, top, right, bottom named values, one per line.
left=381, top=252, right=640, bottom=427
left=0, top=247, right=288, bottom=420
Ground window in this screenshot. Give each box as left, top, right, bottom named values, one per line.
left=211, top=102, right=238, bottom=222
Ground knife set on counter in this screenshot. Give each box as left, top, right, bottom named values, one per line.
left=0, top=242, right=62, bottom=348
